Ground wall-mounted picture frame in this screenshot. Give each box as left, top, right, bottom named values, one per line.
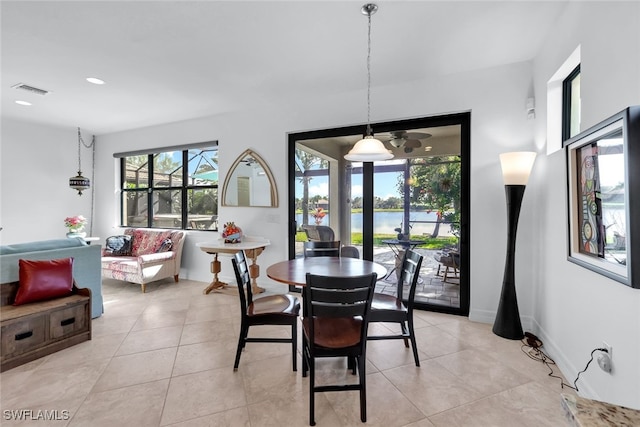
left=564, top=106, right=640, bottom=288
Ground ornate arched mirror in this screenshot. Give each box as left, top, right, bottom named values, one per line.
left=221, top=149, right=278, bottom=207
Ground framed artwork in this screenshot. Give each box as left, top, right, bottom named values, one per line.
left=564, top=106, right=640, bottom=288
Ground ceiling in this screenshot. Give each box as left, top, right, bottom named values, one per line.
left=1, top=1, right=568, bottom=135
left=298, top=125, right=462, bottom=160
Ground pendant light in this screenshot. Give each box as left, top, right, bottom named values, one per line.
left=344, top=3, right=393, bottom=162
left=69, top=127, right=95, bottom=195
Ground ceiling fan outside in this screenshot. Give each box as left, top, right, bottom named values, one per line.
left=380, top=130, right=432, bottom=152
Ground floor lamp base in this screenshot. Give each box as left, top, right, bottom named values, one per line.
left=492, top=184, right=526, bottom=341
left=492, top=313, right=524, bottom=340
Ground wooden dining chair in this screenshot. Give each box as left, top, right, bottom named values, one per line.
left=231, top=250, right=301, bottom=371
left=367, top=249, right=424, bottom=367
left=303, top=240, right=341, bottom=258
left=302, top=272, right=377, bottom=425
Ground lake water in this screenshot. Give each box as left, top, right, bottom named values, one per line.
left=296, top=211, right=457, bottom=237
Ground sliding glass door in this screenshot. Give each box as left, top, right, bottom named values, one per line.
left=288, top=113, right=470, bottom=315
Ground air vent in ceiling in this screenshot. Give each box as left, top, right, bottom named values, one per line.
left=11, top=83, right=50, bottom=96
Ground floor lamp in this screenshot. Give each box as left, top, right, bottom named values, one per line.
left=493, top=151, right=537, bottom=340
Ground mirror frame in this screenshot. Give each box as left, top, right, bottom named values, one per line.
left=221, top=149, right=279, bottom=207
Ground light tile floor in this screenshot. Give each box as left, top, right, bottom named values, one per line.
left=0, top=278, right=574, bottom=426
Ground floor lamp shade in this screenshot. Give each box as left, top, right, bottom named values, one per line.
left=493, top=151, right=536, bottom=339
left=499, top=151, right=536, bottom=185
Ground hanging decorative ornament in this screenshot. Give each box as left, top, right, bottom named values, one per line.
left=69, top=127, right=95, bottom=195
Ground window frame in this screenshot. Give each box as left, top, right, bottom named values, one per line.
left=562, top=64, right=581, bottom=141
left=116, top=142, right=219, bottom=231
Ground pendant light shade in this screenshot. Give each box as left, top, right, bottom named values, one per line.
left=345, top=135, right=393, bottom=161
left=69, top=127, right=95, bottom=195
left=344, top=3, right=393, bottom=163
left=69, top=173, right=91, bottom=195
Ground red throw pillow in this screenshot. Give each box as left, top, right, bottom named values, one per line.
left=14, top=258, right=74, bottom=306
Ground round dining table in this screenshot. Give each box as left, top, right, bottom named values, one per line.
left=266, top=257, right=387, bottom=287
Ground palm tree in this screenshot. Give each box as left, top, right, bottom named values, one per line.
left=295, top=149, right=328, bottom=226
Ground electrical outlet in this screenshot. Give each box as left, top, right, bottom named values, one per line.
left=597, top=342, right=613, bottom=373
left=597, top=352, right=612, bottom=373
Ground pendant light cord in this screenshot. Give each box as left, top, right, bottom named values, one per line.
left=77, top=127, right=96, bottom=236
left=365, top=10, right=373, bottom=136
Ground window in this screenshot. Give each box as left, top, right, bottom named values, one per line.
left=563, top=64, right=581, bottom=141
left=118, top=143, right=218, bottom=231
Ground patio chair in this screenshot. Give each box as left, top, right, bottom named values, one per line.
left=435, top=250, right=460, bottom=283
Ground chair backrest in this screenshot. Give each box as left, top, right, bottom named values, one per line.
left=396, top=250, right=424, bottom=305
left=303, top=241, right=341, bottom=258
left=302, top=225, right=335, bottom=242
left=315, top=226, right=335, bottom=241
left=304, top=273, right=377, bottom=348
left=231, top=250, right=253, bottom=312
left=340, top=245, right=360, bottom=259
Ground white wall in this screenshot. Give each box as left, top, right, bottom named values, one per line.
left=531, top=1, right=640, bottom=408
left=1, top=120, right=95, bottom=244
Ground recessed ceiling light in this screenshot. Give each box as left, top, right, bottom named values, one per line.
left=86, top=77, right=105, bottom=85
left=15, top=100, right=32, bottom=106
left=424, top=146, right=433, bottom=151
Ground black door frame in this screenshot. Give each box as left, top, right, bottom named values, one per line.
left=287, top=112, right=470, bottom=316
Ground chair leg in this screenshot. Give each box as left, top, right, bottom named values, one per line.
left=141, top=283, right=146, bottom=293
left=408, top=316, right=420, bottom=367
left=173, top=274, right=179, bottom=282
left=302, top=335, right=308, bottom=377
left=309, top=356, right=316, bottom=426
left=291, top=323, right=297, bottom=372
left=401, top=322, right=410, bottom=347
left=358, top=355, right=367, bottom=423
left=233, top=324, right=247, bottom=371
left=348, top=356, right=356, bottom=375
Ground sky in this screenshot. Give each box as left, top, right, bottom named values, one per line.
left=297, top=171, right=402, bottom=200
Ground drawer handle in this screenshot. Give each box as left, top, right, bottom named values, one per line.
left=60, top=317, right=76, bottom=327
left=15, top=331, right=33, bottom=341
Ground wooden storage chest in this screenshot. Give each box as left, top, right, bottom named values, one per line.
left=0, top=283, right=91, bottom=372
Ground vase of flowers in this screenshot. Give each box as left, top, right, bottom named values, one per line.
left=221, top=221, right=242, bottom=243
left=311, top=207, right=326, bottom=225
left=64, top=215, right=87, bottom=238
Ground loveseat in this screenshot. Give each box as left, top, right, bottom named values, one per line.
left=0, top=238, right=103, bottom=318
left=101, top=228, right=186, bottom=293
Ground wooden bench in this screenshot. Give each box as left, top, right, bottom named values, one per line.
left=0, top=281, right=91, bottom=372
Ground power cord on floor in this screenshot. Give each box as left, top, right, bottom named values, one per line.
left=521, top=333, right=576, bottom=391
left=521, top=333, right=610, bottom=392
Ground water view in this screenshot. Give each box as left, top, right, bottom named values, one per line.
left=296, top=211, right=457, bottom=237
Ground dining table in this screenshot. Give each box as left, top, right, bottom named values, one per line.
left=266, top=257, right=387, bottom=287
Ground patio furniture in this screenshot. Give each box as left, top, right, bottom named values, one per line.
left=434, top=250, right=460, bottom=283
